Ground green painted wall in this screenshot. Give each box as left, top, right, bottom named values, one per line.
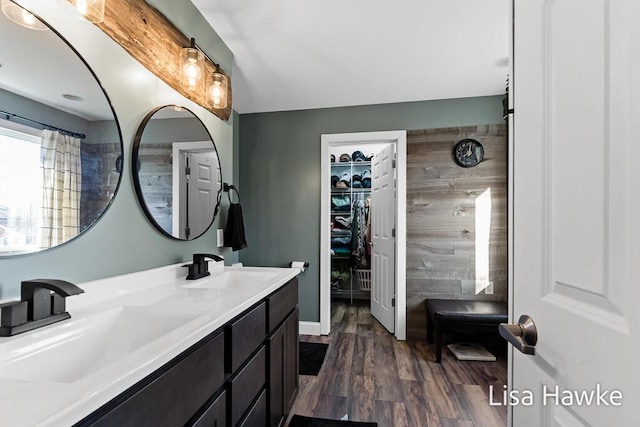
left=0, top=2, right=235, bottom=300
left=238, top=96, right=505, bottom=322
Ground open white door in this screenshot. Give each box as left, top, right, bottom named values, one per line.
left=509, top=0, right=639, bottom=425
left=172, top=141, right=218, bottom=239
left=371, top=143, right=395, bottom=333
left=186, top=151, right=219, bottom=238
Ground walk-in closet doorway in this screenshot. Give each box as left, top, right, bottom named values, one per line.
left=320, top=131, right=407, bottom=340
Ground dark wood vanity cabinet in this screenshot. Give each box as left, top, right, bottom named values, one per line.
left=76, top=277, right=298, bottom=427
left=268, top=307, right=299, bottom=427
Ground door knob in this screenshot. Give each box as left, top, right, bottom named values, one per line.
left=499, top=315, right=537, bottom=355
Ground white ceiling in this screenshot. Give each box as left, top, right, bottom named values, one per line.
left=191, top=0, right=510, bottom=114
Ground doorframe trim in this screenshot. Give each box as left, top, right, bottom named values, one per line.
left=320, top=130, right=407, bottom=340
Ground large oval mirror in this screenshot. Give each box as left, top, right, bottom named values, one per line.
left=0, top=3, right=122, bottom=256
left=133, top=106, right=222, bottom=240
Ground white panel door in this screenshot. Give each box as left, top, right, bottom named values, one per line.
left=185, top=150, right=218, bottom=239
left=510, top=0, right=639, bottom=425
left=371, top=143, right=395, bottom=333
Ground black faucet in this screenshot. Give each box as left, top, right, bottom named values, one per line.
left=0, top=279, right=84, bottom=337
left=184, top=253, right=224, bottom=280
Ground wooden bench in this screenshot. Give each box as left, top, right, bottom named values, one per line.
left=425, top=299, right=508, bottom=363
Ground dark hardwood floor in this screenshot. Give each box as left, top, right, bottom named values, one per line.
left=288, top=300, right=507, bottom=427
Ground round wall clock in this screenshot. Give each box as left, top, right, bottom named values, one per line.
left=453, top=138, right=484, bottom=167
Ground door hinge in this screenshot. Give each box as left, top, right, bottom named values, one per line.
left=392, top=159, right=396, bottom=169
left=392, top=228, right=396, bottom=238
left=185, top=166, right=191, bottom=175
left=185, top=227, right=190, bottom=238
left=392, top=297, right=396, bottom=307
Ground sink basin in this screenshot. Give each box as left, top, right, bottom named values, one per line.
left=0, top=306, right=200, bottom=384
left=182, top=269, right=282, bottom=291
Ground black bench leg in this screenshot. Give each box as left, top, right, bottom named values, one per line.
left=435, top=323, right=443, bottom=363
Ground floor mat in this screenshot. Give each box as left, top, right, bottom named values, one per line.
left=299, top=342, right=329, bottom=375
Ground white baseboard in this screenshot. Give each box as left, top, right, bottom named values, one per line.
left=299, top=321, right=321, bottom=336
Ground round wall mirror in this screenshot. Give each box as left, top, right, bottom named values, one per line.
left=132, top=105, right=222, bottom=240
left=0, top=3, right=123, bottom=256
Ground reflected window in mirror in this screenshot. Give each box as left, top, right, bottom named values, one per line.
left=0, top=3, right=123, bottom=256
left=133, top=106, right=222, bottom=240
left=0, top=123, right=41, bottom=252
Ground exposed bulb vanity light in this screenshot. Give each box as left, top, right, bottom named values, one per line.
left=1, top=0, right=48, bottom=31
left=66, top=0, right=105, bottom=24
left=180, top=38, right=204, bottom=92
left=208, top=69, right=228, bottom=109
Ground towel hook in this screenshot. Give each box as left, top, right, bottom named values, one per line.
left=223, top=183, right=240, bottom=204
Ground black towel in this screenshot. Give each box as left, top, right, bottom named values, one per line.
left=224, top=203, right=247, bottom=251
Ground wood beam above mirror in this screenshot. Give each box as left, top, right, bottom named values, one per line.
left=94, top=0, right=232, bottom=121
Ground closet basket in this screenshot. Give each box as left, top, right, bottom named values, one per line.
left=355, top=269, right=371, bottom=291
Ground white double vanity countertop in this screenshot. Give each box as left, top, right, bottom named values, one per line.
left=0, top=262, right=302, bottom=426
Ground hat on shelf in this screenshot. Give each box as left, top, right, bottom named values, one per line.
left=366, top=153, right=374, bottom=161
left=331, top=175, right=339, bottom=188
left=333, top=216, right=352, bottom=228
left=339, top=153, right=351, bottom=162
left=339, top=171, right=351, bottom=187
left=361, top=169, right=371, bottom=188
left=331, top=154, right=336, bottom=162
left=352, top=150, right=366, bottom=162
left=352, top=174, right=362, bottom=188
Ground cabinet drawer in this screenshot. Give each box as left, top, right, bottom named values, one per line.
left=229, top=346, right=266, bottom=426
left=239, top=389, right=267, bottom=427
left=267, top=278, right=298, bottom=332
left=81, top=331, right=225, bottom=426
left=190, top=390, right=226, bottom=427
left=226, top=301, right=266, bottom=373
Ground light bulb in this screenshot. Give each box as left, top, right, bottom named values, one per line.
left=183, top=62, right=202, bottom=90
left=65, top=0, right=105, bottom=24
left=76, top=0, right=87, bottom=15
left=22, top=8, right=35, bottom=25
left=208, top=72, right=228, bottom=109
left=180, top=45, right=204, bottom=92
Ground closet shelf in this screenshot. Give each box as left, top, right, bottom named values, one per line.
left=330, top=161, right=371, bottom=168
left=331, top=188, right=371, bottom=194
left=331, top=289, right=372, bottom=300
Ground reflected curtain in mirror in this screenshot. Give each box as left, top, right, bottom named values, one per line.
left=39, top=130, right=82, bottom=248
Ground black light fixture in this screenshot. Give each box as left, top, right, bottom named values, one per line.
left=181, top=38, right=229, bottom=110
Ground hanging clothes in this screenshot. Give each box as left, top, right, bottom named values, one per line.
left=348, top=193, right=371, bottom=268
left=363, top=195, right=372, bottom=268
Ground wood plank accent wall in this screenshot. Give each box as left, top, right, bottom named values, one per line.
left=93, top=0, right=232, bottom=121
left=406, top=124, right=507, bottom=340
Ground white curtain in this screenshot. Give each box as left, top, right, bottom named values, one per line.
left=39, top=129, right=82, bottom=248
